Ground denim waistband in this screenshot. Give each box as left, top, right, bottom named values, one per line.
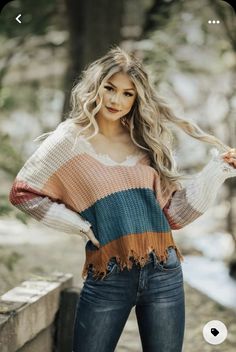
left=109, top=246, right=175, bottom=269
left=128, top=250, right=159, bottom=267
left=139, top=246, right=175, bottom=266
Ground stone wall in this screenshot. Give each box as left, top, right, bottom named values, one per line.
left=0, top=272, right=78, bottom=352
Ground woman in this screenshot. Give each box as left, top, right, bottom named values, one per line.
left=9, top=47, right=236, bottom=352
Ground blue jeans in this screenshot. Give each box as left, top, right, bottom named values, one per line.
left=72, top=246, right=185, bottom=352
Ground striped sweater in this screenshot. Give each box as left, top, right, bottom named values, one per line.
left=9, top=119, right=236, bottom=279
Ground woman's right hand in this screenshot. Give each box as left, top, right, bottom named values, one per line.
left=221, top=148, right=236, bottom=169
left=83, top=228, right=100, bottom=248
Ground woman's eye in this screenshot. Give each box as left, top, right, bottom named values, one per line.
left=104, top=86, right=133, bottom=97
left=104, top=86, right=113, bottom=91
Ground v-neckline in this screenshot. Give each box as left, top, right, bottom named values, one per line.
left=77, top=134, right=147, bottom=167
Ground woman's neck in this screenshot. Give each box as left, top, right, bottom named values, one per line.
left=96, top=114, right=128, bottom=139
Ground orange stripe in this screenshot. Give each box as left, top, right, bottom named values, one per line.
left=82, top=231, right=184, bottom=279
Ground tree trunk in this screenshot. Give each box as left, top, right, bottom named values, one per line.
left=62, top=0, right=124, bottom=119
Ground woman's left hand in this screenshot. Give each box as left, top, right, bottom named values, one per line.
left=221, top=148, right=236, bottom=169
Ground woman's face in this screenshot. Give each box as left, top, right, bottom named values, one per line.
left=96, top=71, right=137, bottom=122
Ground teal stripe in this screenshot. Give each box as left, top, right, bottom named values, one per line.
left=80, top=188, right=171, bottom=249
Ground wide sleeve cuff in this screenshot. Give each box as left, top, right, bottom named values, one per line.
left=163, top=148, right=236, bottom=229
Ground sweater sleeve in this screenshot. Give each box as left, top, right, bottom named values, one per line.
left=9, top=121, right=92, bottom=236
left=163, top=148, right=236, bottom=230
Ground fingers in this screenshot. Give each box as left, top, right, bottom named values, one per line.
left=93, top=239, right=100, bottom=248
left=221, top=149, right=236, bottom=158
left=222, top=151, right=236, bottom=169
left=87, top=229, right=100, bottom=248
left=224, top=159, right=236, bottom=168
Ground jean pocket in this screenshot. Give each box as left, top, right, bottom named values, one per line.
left=158, top=247, right=181, bottom=272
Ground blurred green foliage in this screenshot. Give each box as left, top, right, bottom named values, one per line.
left=0, top=132, right=23, bottom=175
left=0, top=249, right=23, bottom=271
left=0, top=132, right=24, bottom=217
left=0, top=0, right=64, bottom=220
left=0, top=83, right=41, bottom=112
left=0, top=0, right=58, bottom=38
left=143, top=0, right=234, bottom=85
left=0, top=195, right=13, bottom=216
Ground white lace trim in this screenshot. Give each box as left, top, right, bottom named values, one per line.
left=75, top=135, right=147, bottom=166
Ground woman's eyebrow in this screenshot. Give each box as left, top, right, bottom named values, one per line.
left=107, top=81, right=135, bottom=91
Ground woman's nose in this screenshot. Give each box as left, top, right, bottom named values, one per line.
left=110, top=93, right=120, bottom=105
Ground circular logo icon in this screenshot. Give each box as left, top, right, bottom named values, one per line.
left=203, top=320, right=227, bottom=345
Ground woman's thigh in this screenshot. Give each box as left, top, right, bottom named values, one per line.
left=135, top=248, right=185, bottom=352
left=72, top=259, right=134, bottom=352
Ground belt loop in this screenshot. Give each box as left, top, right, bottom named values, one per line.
left=149, top=250, right=158, bottom=268
left=152, top=251, right=158, bottom=268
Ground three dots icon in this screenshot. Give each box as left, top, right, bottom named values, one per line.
left=208, top=20, right=220, bottom=24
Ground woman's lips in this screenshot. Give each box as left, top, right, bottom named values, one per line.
left=106, top=106, right=120, bottom=113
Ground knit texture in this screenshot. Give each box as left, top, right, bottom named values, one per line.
left=9, top=120, right=236, bottom=279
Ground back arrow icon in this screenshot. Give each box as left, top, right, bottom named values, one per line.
left=16, top=14, right=22, bottom=24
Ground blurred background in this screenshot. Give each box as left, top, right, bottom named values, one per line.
left=0, top=0, right=236, bottom=351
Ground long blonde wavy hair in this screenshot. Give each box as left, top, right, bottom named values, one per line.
left=36, top=46, right=232, bottom=200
